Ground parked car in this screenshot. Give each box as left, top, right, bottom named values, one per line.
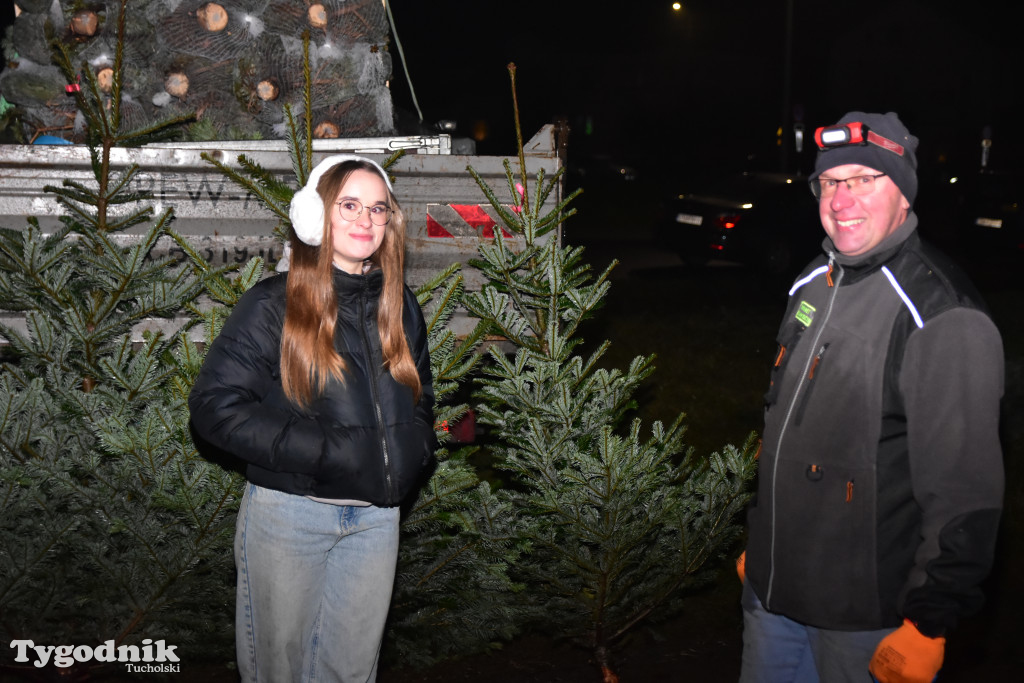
left=952, top=170, right=1023, bottom=266
left=657, top=171, right=823, bottom=276
left=566, top=152, right=639, bottom=187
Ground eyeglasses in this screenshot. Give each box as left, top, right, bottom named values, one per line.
left=811, top=173, right=887, bottom=200
left=335, top=199, right=392, bottom=226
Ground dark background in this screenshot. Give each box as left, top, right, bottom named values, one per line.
left=5, top=1, right=1019, bottom=182
left=388, top=0, right=1024, bottom=185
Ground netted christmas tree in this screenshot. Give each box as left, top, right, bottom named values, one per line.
left=0, top=0, right=395, bottom=143
left=0, top=4, right=246, bottom=679
left=463, top=65, right=759, bottom=682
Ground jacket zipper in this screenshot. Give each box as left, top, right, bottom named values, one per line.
left=357, top=284, right=395, bottom=502
left=766, top=254, right=843, bottom=607
left=792, top=342, right=830, bottom=426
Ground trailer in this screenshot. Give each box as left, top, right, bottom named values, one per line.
left=0, top=124, right=564, bottom=341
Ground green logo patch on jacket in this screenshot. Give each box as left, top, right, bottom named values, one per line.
left=795, top=300, right=816, bottom=327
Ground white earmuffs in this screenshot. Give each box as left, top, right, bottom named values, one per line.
left=288, top=154, right=394, bottom=247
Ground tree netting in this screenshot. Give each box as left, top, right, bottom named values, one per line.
left=0, top=0, right=396, bottom=142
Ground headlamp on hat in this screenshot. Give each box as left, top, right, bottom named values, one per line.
left=814, top=122, right=905, bottom=158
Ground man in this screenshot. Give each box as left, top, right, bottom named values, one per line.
left=738, top=111, right=1004, bottom=683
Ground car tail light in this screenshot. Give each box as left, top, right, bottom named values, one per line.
left=715, top=214, right=742, bottom=229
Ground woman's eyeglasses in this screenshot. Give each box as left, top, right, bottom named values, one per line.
left=336, top=200, right=392, bottom=225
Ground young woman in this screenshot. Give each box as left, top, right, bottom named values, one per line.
left=189, top=155, right=437, bottom=682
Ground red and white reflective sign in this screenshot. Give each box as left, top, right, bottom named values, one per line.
left=426, top=204, right=516, bottom=238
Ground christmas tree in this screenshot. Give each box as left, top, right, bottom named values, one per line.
left=463, top=65, right=759, bottom=682
left=385, top=264, right=528, bottom=667
left=0, top=4, right=244, bottom=677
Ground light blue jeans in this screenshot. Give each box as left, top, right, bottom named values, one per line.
left=739, top=581, right=896, bottom=683
left=235, top=483, right=401, bottom=683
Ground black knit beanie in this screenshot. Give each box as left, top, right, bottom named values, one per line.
left=811, top=111, right=919, bottom=206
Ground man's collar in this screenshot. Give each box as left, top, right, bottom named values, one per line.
left=823, top=211, right=918, bottom=268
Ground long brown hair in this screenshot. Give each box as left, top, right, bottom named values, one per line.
left=280, top=160, right=422, bottom=408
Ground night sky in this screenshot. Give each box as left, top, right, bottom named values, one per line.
left=3, top=1, right=1020, bottom=183
left=388, top=0, right=1024, bottom=183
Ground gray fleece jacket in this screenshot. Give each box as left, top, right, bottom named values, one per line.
left=745, top=213, right=1004, bottom=637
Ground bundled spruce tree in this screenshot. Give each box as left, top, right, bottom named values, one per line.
left=0, top=3, right=244, bottom=679
left=0, top=0, right=396, bottom=143
left=463, top=65, right=759, bottom=682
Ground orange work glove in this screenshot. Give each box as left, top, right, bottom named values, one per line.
left=869, top=619, right=945, bottom=683
left=735, top=551, right=746, bottom=584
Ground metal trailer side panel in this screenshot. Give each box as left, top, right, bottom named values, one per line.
left=0, top=126, right=562, bottom=341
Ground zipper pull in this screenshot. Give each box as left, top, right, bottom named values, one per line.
left=808, top=343, right=829, bottom=380
left=825, top=251, right=837, bottom=287
left=774, top=345, right=787, bottom=368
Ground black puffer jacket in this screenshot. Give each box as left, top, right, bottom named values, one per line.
left=188, top=267, right=436, bottom=507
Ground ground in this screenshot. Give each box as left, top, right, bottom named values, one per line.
left=380, top=580, right=744, bottom=682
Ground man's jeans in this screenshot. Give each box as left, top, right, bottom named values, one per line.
left=235, top=483, right=401, bottom=683
left=739, top=581, right=896, bottom=683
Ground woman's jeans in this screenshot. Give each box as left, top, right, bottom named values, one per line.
left=235, top=483, right=401, bottom=683
left=739, top=581, right=896, bottom=683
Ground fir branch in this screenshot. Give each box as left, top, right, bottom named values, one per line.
left=301, top=32, right=314, bottom=185
left=460, top=67, right=758, bottom=678
left=115, top=112, right=198, bottom=148
left=284, top=103, right=307, bottom=184
left=507, top=64, right=529, bottom=215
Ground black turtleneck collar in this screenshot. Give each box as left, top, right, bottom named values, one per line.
left=331, top=263, right=383, bottom=297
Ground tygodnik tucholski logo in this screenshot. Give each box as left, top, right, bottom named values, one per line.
left=10, top=638, right=181, bottom=673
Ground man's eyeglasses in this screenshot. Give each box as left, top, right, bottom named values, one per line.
left=811, top=173, right=887, bottom=200
left=336, top=199, right=392, bottom=225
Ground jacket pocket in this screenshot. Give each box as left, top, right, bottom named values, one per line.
left=793, top=342, right=830, bottom=426
left=764, top=319, right=807, bottom=409
left=386, top=418, right=438, bottom=499
left=408, top=417, right=439, bottom=472
left=770, top=457, right=881, bottom=627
